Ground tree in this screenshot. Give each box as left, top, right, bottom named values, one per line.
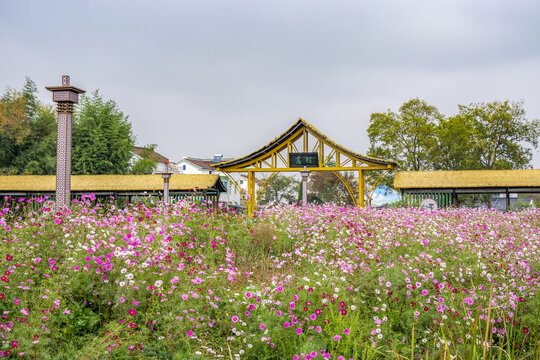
left=130, top=144, right=158, bottom=174
left=0, top=77, right=48, bottom=174
left=367, top=98, right=442, bottom=188
left=258, top=174, right=299, bottom=206
left=72, top=91, right=135, bottom=175
left=0, top=88, right=31, bottom=146
left=450, top=101, right=539, bottom=170
left=309, top=171, right=357, bottom=205
left=13, top=104, right=57, bottom=174
left=431, top=115, right=476, bottom=171
left=368, top=98, right=441, bottom=172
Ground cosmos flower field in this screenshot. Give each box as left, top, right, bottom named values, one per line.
left=0, top=196, right=539, bottom=359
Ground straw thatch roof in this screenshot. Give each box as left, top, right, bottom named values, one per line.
left=214, top=118, right=398, bottom=169
left=394, top=170, right=540, bottom=189
left=0, top=175, right=225, bottom=192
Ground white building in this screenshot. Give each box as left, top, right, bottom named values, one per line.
left=175, top=155, right=261, bottom=208
left=132, top=146, right=177, bottom=174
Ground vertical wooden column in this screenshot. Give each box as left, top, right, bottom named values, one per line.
left=247, top=171, right=256, bottom=216
left=358, top=169, right=365, bottom=207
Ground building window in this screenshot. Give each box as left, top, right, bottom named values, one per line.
left=209, top=170, right=212, bottom=174
left=182, top=165, right=186, bottom=170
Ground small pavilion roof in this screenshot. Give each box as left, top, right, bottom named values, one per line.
left=213, top=118, right=398, bottom=169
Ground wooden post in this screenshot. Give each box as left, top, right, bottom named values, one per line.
left=358, top=169, right=365, bottom=207
left=248, top=172, right=256, bottom=216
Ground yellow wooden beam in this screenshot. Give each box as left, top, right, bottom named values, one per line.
left=256, top=172, right=278, bottom=208
left=358, top=169, right=365, bottom=207
left=247, top=171, right=256, bottom=216
left=216, top=165, right=392, bottom=173
left=332, top=171, right=357, bottom=207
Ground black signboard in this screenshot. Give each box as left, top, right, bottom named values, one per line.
left=289, top=152, right=319, bottom=168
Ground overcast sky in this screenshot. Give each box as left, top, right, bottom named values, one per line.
left=1, top=0, right=540, bottom=168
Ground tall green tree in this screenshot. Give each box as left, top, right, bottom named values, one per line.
left=72, top=91, right=135, bottom=175
left=13, top=104, right=57, bottom=174
left=367, top=98, right=442, bottom=188
left=431, top=115, right=476, bottom=170
left=450, top=101, right=540, bottom=170
left=0, top=78, right=47, bottom=174
left=367, top=98, right=441, bottom=172
left=366, top=98, right=540, bottom=197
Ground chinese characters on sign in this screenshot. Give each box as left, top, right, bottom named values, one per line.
left=289, top=152, right=319, bottom=168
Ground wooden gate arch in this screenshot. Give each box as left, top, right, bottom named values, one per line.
left=213, top=118, right=398, bottom=216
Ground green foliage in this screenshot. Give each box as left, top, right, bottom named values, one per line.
left=0, top=77, right=55, bottom=174
left=367, top=98, right=441, bottom=188
left=259, top=174, right=299, bottom=206
left=432, top=115, right=477, bottom=171
left=0, top=79, right=146, bottom=176
left=450, top=101, right=540, bottom=170
left=368, top=98, right=441, bottom=172
left=72, top=91, right=135, bottom=175
left=0, top=85, right=31, bottom=146
left=367, top=99, right=540, bottom=193
left=309, top=171, right=357, bottom=205
left=13, top=104, right=57, bottom=174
